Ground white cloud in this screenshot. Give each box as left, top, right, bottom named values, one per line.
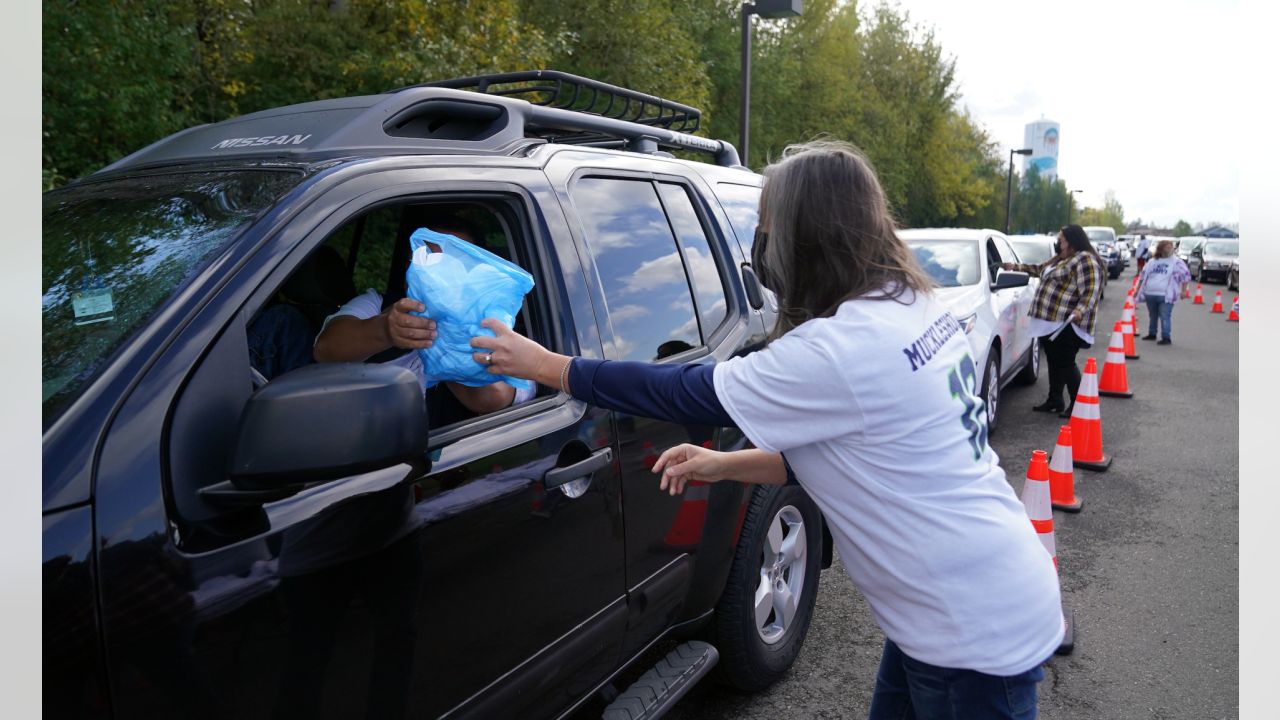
left=892, top=0, right=1241, bottom=227
left=609, top=304, right=650, bottom=323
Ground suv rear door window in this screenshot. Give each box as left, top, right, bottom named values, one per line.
left=656, top=183, right=729, bottom=340
left=571, top=177, right=702, bottom=361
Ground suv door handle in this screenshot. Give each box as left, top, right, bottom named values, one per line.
left=544, top=447, right=613, bottom=489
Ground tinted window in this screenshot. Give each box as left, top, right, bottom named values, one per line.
left=992, top=235, right=1019, bottom=265
left=42, top=169, right=303, bottom=426
left=714, top=182, right=761, bottom=252
left=907, top=240, right=981, bottom=287
left=572, top=177, right=700, bottom=361
left=1010, top=240, right=1054, bottom=265
left=657, top=183, right=729, bottom=339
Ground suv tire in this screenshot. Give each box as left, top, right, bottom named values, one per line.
left=710, top=484, right=822, bottom=692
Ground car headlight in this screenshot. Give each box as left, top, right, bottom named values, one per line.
left=959, top=313, right=978, bottom=334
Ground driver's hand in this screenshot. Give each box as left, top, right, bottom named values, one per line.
left=1001, top=262, right=1015, bottom=271
left=386, top=298, right=437, bottom=350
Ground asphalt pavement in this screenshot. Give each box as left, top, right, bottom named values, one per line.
left=662, top=265, right=1239, bottom=720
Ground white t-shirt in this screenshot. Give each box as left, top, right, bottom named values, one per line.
left=323, top=289, right=535, bottom=404
left=713, top=290, right=1064, bottom=676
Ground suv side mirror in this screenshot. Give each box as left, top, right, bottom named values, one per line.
left=229, top=363, right=428, bottom=490
left=993, top=270, right=1030, bottom=290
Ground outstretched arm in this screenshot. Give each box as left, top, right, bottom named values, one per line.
left=651, top=445, right=787, bottom=495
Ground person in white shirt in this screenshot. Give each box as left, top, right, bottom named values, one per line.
left=1133, top=239, right=1192, bottom=344
left=314, top=218, right=532, bottom=425
left=473, top=140, right=1063, bottom=719
left=1134, top=234, right=1151, bottom=272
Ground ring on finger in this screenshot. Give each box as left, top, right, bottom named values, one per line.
left=483, top=353, right=493, bottom=365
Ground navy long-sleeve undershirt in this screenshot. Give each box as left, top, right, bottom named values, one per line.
left=566, top=358, right=798, bottom=486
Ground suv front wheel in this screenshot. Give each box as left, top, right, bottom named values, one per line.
left=710, top=483, right=823, bottom=692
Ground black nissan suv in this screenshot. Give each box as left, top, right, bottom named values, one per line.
left=42, top=71, right=831, bottom=720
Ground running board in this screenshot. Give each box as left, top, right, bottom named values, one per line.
left=602, top=641, right=719, bottom=720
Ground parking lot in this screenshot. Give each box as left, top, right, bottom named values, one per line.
left=664, top=265, right=1239, bottom=719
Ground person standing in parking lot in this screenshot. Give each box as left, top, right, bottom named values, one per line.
left=1133, top=239, right=1191, bottom=345
left=1134, top=234, right=1151, bottom=272
left=1003, top=225, right=1105, bottom=418
left=476, top=140, right=1064, bottom=720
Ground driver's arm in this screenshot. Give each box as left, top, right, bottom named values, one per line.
left=314, top=297, right=436, bottom=362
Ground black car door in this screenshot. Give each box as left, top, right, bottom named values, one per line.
left=91, top=165, right=627, bottom=719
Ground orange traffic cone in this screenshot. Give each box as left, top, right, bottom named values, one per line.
left=1070, top=357, right=1111, bottom=471
left=1098, top=322, right=1134, bottom=398
left=1182, top=284, right=1191, bottom=299
left=1020, top=449, right=1077, bottom=654
left=1210, top=290, right=1223, bottom=314
left=1228, top=297, right=1239, bottom=322
left=1121, top=314, right=1140, bottom=361
left=1049, top=426, right=1083, bottom=512
left=1020, top=450, right=1057, bottom=567
left=1193, top=284, right=1204, bottom=304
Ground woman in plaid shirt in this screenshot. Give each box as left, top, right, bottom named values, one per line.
left=1003, top=224, right=1106, bottom=418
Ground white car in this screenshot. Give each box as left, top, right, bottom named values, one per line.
left=901, top=228, right=1040, bottom=435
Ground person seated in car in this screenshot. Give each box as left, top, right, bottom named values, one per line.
left=314, top=216, right=534, bottom=425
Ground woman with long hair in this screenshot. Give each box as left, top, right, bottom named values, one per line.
left=473, top=140, right=1063, bottom=719
left=1003, top=224, right=1106, bottom=417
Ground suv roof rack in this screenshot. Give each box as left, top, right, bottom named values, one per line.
left=96, top=70, right=743, bottom=176
left=405, top=70, right=701, bottom=134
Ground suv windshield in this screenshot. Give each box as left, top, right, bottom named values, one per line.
left=1010, top=240, right=1054, bottom=265
left=907, top=239, right=980, bottom=287
left=1203, top=242, right=1239, bottom=257
left=43, top=169, right=303, bottom=426
left=1086, top=229, right=1114, bottom=245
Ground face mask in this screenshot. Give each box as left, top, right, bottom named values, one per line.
left=752, top=228, right=781, bottom=293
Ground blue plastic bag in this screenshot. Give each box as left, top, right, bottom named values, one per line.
left=404, top=228, right=535, bottom=390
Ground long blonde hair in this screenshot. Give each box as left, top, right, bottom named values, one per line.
left=757, top=139, right=934, bottom=337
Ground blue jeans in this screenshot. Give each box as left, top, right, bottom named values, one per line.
left=1145, top=297, right=1173, bottom=341
left=868, top=640, right=1045, bottom=720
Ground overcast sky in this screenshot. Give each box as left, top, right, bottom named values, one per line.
left=889, top=0, right=1241, bottom=228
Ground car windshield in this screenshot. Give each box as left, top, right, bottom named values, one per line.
left=1086, top=229, right=1114, bottom=244
left=1204, top=242, right=1239, bottom=257
left=907, top=240, right=980, bottom=287
left=42, top=169, right=304, bottom=427
left=1011, top=240, right=1053, bottom=265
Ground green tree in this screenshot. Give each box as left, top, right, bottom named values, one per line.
left=1172, top=219, right=1193, bottom=237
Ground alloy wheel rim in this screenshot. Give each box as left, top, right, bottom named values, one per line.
left=754, top=505, right=807, bottom=645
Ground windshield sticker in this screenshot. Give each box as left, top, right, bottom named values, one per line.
left=72, top=280, right=115, bottom=326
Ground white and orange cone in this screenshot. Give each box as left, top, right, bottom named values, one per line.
left=1021, top=450, right=1075, bottom=654
left=1193, top=284, right=1204, bottom=304
left=1070, top=357, right=1112, bottom=471
left=1121, top=313, right=1140, bottom=360
left=1228, top=297, right=1239, bottom=322
left=1049, top=426, right=1083, bottom=512
left=1211, top=290, right=1224, bottom=314
left=1098, top=321, right=1134, bottom=398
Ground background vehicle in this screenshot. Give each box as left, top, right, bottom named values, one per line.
left=41, top=71, right=831, bottom=720
left=1228, top=258, right=1239, bottom=291
left=1190, top=239, right=1240, bottom=283
left=901, top=228, right=1038, bottom=435
left=1177, top=236, right=1206, bottom=268
left=1007, top=234, right=1056, bottom=266
left=1092, top=239, right=1124, bottom=279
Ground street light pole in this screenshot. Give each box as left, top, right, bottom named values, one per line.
left=1068, top=189, right=1083, bottom=224
left=1005, top=148, right=1033, bottom=234
left=739, top=1, right=804, bottom=168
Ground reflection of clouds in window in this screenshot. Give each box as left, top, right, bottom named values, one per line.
left=608, top=334, right=637, bottom=360
left=609, top=304, right=650, bottom=323
left=620, top=251, right=685, bottom=294
left=572, top=179, right=668, bottom=252
left=908, top=241, right=980, bottom=288
left=670, top=314, right=700, bottom=342
left=715, top=183, right=762, bottom=249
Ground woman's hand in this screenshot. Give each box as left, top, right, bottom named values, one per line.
left=651, top=443, right=731, bottom=496
left=1001, top=262, right=1015, bottom=271
left=470, top=318, right=567, bottom=387
left=1071, top=308, right=1083, bottom=324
